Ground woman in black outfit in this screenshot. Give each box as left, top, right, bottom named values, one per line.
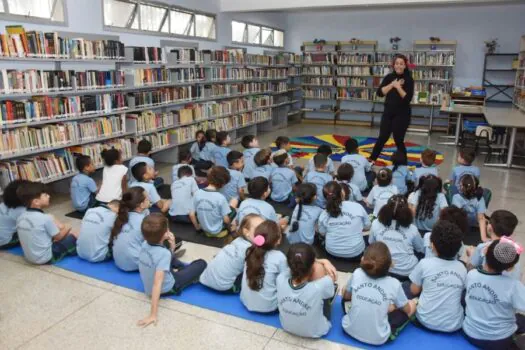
left=369, top=55, right=414, bottom=161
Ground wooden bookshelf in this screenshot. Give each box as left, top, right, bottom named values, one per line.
left=515, top=35, right=525, bottom=112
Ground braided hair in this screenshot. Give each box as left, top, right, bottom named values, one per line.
left=415, top=175, right=442, bottom=221
left=290, top=183, right=317, bottom=232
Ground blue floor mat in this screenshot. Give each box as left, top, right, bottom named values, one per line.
left=6, top=246, right=475, bottom=349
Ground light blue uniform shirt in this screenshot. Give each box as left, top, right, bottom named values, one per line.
left=138, top=242, right=175, bottom=295
left=190, top=142, right=202, bottom=161
left=199, top=237, right=251, bottom=291
left=463, top=269, right=525, bottom=340
left=193, top=189, right=231, bottom=235
left=70, top=173, right=97, bottom=211
left=240, top=250, right=289, bottom=312
left=277, top=273, right=334, bottom=338
left=318, top=201, right=370, bottom=258
left=304, top=171, right=333, bottom=208
left=366, top=184, right=399, bottom=217
left=252, top=165, right=274, bottom=180
left=337, top=180, right=363, bottom=202
left=171, top=163, right=196, bottom=182
left=112, top=210, right=148, bottom=271
left=76, top=206, right=117, bottom=262
left=412, top=166, right=439, bottom=186
left=16, top=209, right=59, bottom=264
left=286, top=204, right=323, bottom=245
left=341, top=154, right=371, bottom=192
left=236, top=198, right=278, bottom=224
left=128, top=156, right=155, bottom=184
left=471, top=241, right=522, bottom=280
left=387, top=165, right=411, bottom=195
left=220, top=169, right=247, bottom=202
left=0, top=203, right=25, bottom=246
left=242, top=148, right=260, bottom=179
left=270, top=167, right=298, bottom=202
left=169, top=176, right=199, bottom=216
left=307, top=157, right=335, bottom=175
left=450, top=165, right=481, bottom=189
left=213, top=146, right=231, bottom=168
left=342, top=268, right=408, bottom=346
left=423, top=231, right=465, bottom=260
left=451, top=194, right=486, bottom=227
left=410, top=257, right=467, bottom=332
left=369, top=220, right=424, bottom=276
left=408, top=191, right=448, bottom=232
left=200, top=142, right=218, bottom=162
left=130, top=181, right=161, bottom=205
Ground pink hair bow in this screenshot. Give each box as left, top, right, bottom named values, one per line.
left=501, top=236, right=523, bottom=255
left=253, top=235, right=266, bottom=247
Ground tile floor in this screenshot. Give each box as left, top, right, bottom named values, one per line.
left=2, top=123, right=525, bottom=350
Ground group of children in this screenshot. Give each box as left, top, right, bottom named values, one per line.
left=0, top=130, right=523, bottom=349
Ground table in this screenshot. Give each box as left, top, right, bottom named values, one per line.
left=484, top=107, right=525, bottom=169
left=438, top=105, right=485, bottom=146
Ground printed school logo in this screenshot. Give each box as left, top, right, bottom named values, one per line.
left=353, top=282, right=388, bottom=305
left=467, top=282, right=500, bottom=304
left=196, top=199, right=216, bottom=212
left=430, top=270, right=465, bottom=289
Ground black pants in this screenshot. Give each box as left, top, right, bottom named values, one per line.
left=370, top=110, right=410, bottom=160
left=462, top=314, right=525, bottom=350
left=170, top=258, right=207, bottom=295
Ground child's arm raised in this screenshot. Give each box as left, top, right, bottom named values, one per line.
left=137, top=270, right=164, bottom=327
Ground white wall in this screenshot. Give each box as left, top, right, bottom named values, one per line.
left=285, top=3, right=525, bottom=87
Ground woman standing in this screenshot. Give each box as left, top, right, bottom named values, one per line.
left=369, top=55, right=414, bottom=161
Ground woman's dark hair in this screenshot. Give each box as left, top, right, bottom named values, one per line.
left=345, top=138, right=359, bottom=154
left=290, top=183, right=317, bottom=232
left=317, top=144, right=333, bottom=156
left=485, top=239, right=520, bottom=273
left=3, top=180, right=31, bottom=208
left=361, top=242, right=392, bottom=278
left=459, top=174, right=483, bottom=200
left=245, top=220, right=281, bottom=291
left=137, top=139, right=152, bottom=154
left=254, top=148, right=272, bottom=166
left=287, top=243, right=316, bottom=282
left=377, top=194, right=413, bottom=229
left=415, top=175, right=442, bottom=221
left=324, top=181, right=343, bottom=218
left=248, top=177, right=269, bottom=199
left=75, top=155, right=92, bottom=173
left=101, top=148, right=121, bottom=167
left=392, top=54, right=411, bottom=77
left=337, top=163, right=354, bottom=182
left=207, top=166, right=231, bottom=189
left=430, top=220, right=464, bottom=259
left=390, top=151, right=407, bottom=173
left=376, top=168, right=393, bottom=187
left=205, top=129, right=216, bottom=142
left=215, top=131, right=229, bottom=146
left=439, top=206, right=469, bottom=234
left=110, top=187, right=146, bottom=242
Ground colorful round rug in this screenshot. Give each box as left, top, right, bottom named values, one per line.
left=272, top=134, right=444, bottom=167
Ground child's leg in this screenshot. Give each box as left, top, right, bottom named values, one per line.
left=88, top=192, right=97, bottom=210
left=388, top=309, right=411, bottom=342
left=51, top=234, right=77, bottom=262
left=462, top=331, right=518, bottom=350
left=0, top=232, right=19, bottom=249
left=230, top=273, right=243, bottom=294
left=172, top=259, right=207, bottom=294
left=171, top=215, right=192, bottom=224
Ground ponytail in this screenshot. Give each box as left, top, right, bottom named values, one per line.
left=290, top=183, right=317, bottom=232
left=287, top=243, right=316, bottom=282
left=324, top=181, right=342, bottom=218
left=460, top=174, right=482, bottom=200
left=340, top=182, right=352, bottom=201
left=377, top=194, right=413, bottom=229
left=415, top=175, right=442, bottom=220
left=245, top=221, right=281, bottom=291
left=110, top=187, right=146, bottom=242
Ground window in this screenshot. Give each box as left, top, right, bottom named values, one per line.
left=231, top=21, right=284, bottom=48
left=0, top=0, right=66, bottom=23
left=103, top=0, right=216, bottom=40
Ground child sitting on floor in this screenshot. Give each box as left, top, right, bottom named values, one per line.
left=190, top=129, right=206, bottom=162
left=111, top=187, right=151, bottom=271
left=336, top=163, right=363, bottom=202
left=76, top=200, right=120, bottom=262
left=449, top=147, right=480, bottom=193
left=137, top=213, right=207, bottom=327
left=199, top=129, right=218, bottom=164
left=240, top=220, right=288, bottom=313
left=130, top=162, right=170, bottom=214
left=369, top=195, right=424, bottom=281
left=241, top=135, right=260, bottom=181
left=304, top=154, right=333, bottom=209
left=387, top=151, right=411, bottom=195
left=190, top=166, right=235, bottom=238
left=452, top=174, right=487, bottom=242
left=200, top=214, right=264, bottom=293
left=270, top=150, right=298, bottom=205
left=277, top=243, right=337, bottom=338
left=272, top=136, right=295, bottom=167
left=408, top=175, right=448, bottom=232
left=470, top=209, right=520, bottom=280
left=213, top=131, right=232, bottom=168
left=423, top=206, right=468, bottom=259
left=128, top=139, right=163, bottom=187
left=16, top=182, right=78, bottom=264
left=341, top=137, right=374, bottom=192
left=193, top=130, right=215, bottom=177
left=366, top=168, right=399, bottom=217
left=462, top=239, right=525, bottom=349
left=96, top=148, right=128, bottom=204
left=169, top=166, right=199, bottom=224
left=252, top=148, right=274, bottom=180
left=407, top=220, right=467, bottom=333
left=172, top=149, right=196, bottom=182
left=0, top=180, right=30, bottom=249
left=306, top=145, right=335, bottom=176
left=220, top=150, right=247, bottom=204
left=71, top=155, right=98, bottom=213
left=286, top=183, right=323, bottom=245
left=412, top=148, right=438, bottom=185
left=318, top=182, right=370, bottom=260
left=342, top=242, right=416, bottom=346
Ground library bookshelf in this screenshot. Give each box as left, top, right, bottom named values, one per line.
left=515, top=35, right=525, bottom=113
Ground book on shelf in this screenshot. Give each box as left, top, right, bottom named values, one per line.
left=127, top=87, right=194, bottom=108
left=303, top=87, right=332, bottom=99
left=138, top=131, right=173, bottom=151
left=127, top=68, right=170, bottom=86
left=337, top=66, right=372, bottom=76
left=127, top=46, right=163, bottom=63
left=77, top=116, right=125, bottom=141
left=303, top=53, right=335, bottom=64
left=69, top=139, right=132, bottom=168
left=337, top=88, right=371, bottom=100
left=302, top=66, right=332, bottom=76
left=338, top=53, right=373, bottom=64
left=126, top=110, right=175, bottom=134
left=170, top=67, right=205, bottom=82
left=168, top=48, right=201, bottom=64
left=412, top=52, right=455, bottom=66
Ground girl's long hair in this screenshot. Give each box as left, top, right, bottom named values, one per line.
left=290, top=183, right=317, bottom=232
left=110, top=187, right=146, bottom=242
left=324, top=181, right=343, bottom=218
left=460, top=174, right=483, bottom=200
left=415, top=175, right=442, bottom=220
left=287, top=243, right=316, bottom=282
left=377, top=194, right=413, bottom=229
left=245, top=221, right=281, bottom=291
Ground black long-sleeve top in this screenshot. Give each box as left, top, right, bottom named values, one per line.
left=376, top=72, right=414, bottom=115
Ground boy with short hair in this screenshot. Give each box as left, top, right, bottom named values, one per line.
left=130, top=162, right=171, bottom=213
left=252, top=148, right=274, bottom=180
left=213, top=131, right=232, bottom=168
left=341, top=138, right=374, bottom=192
left=220, top=150, right=247, bottom=205
left=128, top=139, right=163, bottom=186
left=448, top=148, right=481, bottom=198
left=412, top=148, right=438, bottom=186
left=272, top=136, right=295, bottom=166
left=16, top=182, right=78, bottom=264
left=304, top=154, right=333, bottom=208
left=306, top=144, right=335, bottom=176
left=169, top=166, right=199, bottom=223
left=241, top=135, right=260, bottom=181
left=270, top=150, right=298, bottom=205
left=172, top=149, right=196, bottom=183
left=71, top=155, right=98, bottom=213
left=137, top=213, right=207, bottom=327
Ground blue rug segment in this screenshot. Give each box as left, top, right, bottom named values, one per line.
left=6, top=247, right=475, bottom=349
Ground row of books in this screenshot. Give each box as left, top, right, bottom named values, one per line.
left=413, top=83, right=447, bottom=104
left=139, top=131, right=171, bottom=151
left=337, top=66, right=373, bottom=76
left=304, top=77, right=334, bottom=86
left=127, top=111, right=176, bottom=135
left=302, top=67, right=332, bottom=76
left=129, top=68, right=171, bottom=86
left=170, top=68, right=205, bottom=82
left=338, top=88, right=372, bottom=100
left=336, top=77, right=369, bottom=87
left=515, top=73, right=524, bottom=87
left=304, top=88, right=332, bottom=99
left=338, top=53, right=374, bottom=64
left=288, top=67, right=300, bottom=75
left=129, top=87, right=193, bottom=108
left=77, top=116, right=125, bottom=141
left=514, top=90, right=525, bottom=110
left=196, top=82, right=273, bottom=99
left=127, top=46, right=163, bottom=63
left=175, top=122, right=215, bottom=144
left=412, top=52, right=455, bottom=66
left=412, top=69, right=451, bottom=80
left=69, top=139, right=132, bottom=167
left=303, top=53, right=335, bottom=64
left=275, top=82, right=288, bottom=92
left=204, top=67, right=288, bottom=81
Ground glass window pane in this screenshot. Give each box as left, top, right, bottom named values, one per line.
left=139, top=4, right=165, bottom=31
left=7, top=0, right=53, bottom=18
left=0, top=2, right=5, bottom=12
left=170, top=10, right=194, bottom=36
left=130, top=14, right=139, bottom=29
left=103, top=0, right=135, bottom=27
left=195, top=14, right=215, bottom=39
left=262, top=27, right=273, bottom=46
left=51, top=0, right=65, bottom=22
left=160, top=18, right=169, bottom=33
left=274, top=30, right=284, bottom=47
left=208, top=20, right=216, bottom=40
left=231, top=21, right=246, bottom=43
left=248, top=25, right=260, bottom=45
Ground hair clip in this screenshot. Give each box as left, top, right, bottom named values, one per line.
left=295, top=253, right=302, bottom=258
left=500, top=237, right=523, bottom=255
left=253, top=235, right=266, bottom=247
